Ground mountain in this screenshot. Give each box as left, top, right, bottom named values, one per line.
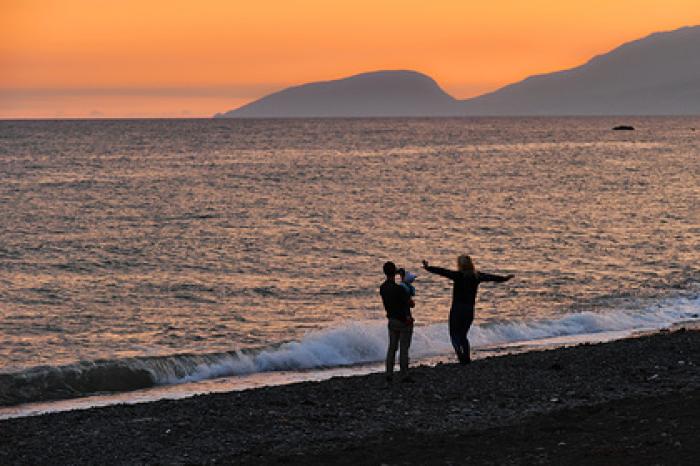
left=461, top=25, right=700, bottom=115
left=215, top=26, right=700, bottom=117
left=214, top=70, right=463, bottom=118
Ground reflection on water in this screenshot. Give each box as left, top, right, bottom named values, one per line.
left=0, top=117, right=698, bottom=377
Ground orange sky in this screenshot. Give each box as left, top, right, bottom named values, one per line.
left=2, top=0, right=699, bottom=118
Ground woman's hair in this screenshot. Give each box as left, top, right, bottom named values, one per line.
left=457, top=254, right=476, bottom=273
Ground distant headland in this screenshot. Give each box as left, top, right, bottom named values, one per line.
left=215, top=25, right=700, bottom=117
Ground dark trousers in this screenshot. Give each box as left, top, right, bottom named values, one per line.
left=386, top=318, right=413, bottom=376
left=449, top=305, right=474, bottom=364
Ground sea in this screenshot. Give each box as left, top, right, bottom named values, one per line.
left=1, top=117, right=699, bottom=417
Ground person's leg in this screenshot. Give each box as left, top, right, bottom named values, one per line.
left=386, top=320, right=400, bottom=378
left=449, top=325, right=460, bottom=355
left=450, top=325, right=469, bottom=364
left=455, top=335, right=469, bottom=364
left=449, top=312, right=468, bottom=363
left=458, top=330, right=470, bottom=364
left=398, top=322, right=413, bottom=375
left=461, top=314, right=474, bottom=364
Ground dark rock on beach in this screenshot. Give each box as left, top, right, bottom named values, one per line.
left=1, top=329, right=699, bottom=465
left=613, top=125, right=635, bottom=130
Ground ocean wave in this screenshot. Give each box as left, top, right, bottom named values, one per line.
left=1, top=297, right=698, bottom=406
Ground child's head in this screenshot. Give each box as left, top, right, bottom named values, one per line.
left=398, top=268, right=416, bottom=284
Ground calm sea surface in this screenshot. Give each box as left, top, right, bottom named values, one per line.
left=1, top=118, right=699, bottom=404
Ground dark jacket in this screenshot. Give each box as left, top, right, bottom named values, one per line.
left=379, top=280, right=411, bottom=320
left=424, top=266, right=510, bottom=310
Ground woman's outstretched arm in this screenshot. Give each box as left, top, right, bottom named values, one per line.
left=478, top=272, right=515, bottom=283
left=422, top=260, right=461, bottom=280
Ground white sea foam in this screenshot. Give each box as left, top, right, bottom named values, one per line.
left=3, top=297, right=698, bottom=409
left=154, top=296, right=700, bottom=385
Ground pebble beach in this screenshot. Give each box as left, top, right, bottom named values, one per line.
left=1, top=328, right=698, bottom=465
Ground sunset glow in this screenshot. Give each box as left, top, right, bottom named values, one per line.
left=2, top=0, right=699, bottom=118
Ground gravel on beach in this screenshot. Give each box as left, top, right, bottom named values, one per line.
left=1, top=328, right=699, bottom=465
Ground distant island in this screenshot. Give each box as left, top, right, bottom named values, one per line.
left=215, top=70, right=464, bottom=118
left=215, top=25, right=700, bottom=118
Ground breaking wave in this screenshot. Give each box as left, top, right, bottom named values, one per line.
left=2, top=297, right=698, bottom=406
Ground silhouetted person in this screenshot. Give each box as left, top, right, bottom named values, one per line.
left=423, top=255, right=513, bottom=364
left=379, top=261, right=414, bottom=382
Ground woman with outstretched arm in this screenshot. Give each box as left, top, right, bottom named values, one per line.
left=422, top=255, right=514, bottom=364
